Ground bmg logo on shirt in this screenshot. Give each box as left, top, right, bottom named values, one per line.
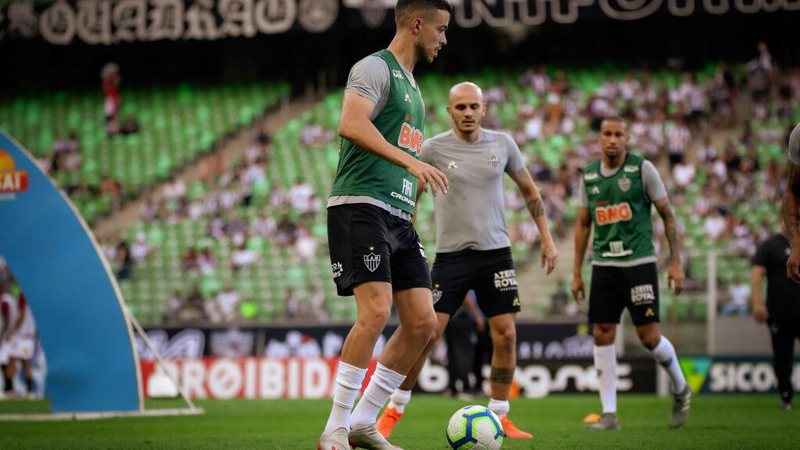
left=397, top=123, right=423, bottom=156
left=595, top=202, right=632, bottom=225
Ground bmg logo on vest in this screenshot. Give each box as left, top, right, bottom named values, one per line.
left=397, top=123, right=422, bottom=156
left=594, top=202, right=632, bottom=225
left=494, top=269, right=517, bottom=291
left=0, top=149, right=29, bottom=200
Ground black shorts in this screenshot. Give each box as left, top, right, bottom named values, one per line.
left=588, top=263, right=660, bottom=326
left=327, top=204, right=431, bottom=296
left=431, top=248, right=520, bottom=318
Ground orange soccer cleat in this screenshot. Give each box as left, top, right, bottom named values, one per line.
left=376, top=407, right=404, bottom=438
left=500, top=416, right=533, bottom=439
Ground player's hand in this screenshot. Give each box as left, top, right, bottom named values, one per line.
left=571, top=274, right=585, bottom=305
left=667, top=259, right=685, bottom=295
left=787, top=244, right=800, bottom=283
left=540, top=239, right=558, bottom=275
left=407, top=159, right=448, bottom=196
left=753, top=302, right=768, bottom=323
left=475, top=316, right=486, bottom=333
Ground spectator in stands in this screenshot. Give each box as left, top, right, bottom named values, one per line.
left=665, top=116, right=691, bottom=168
left=215, top=285, right=241, bottom=323
left=197, top=245, right=216, bottom=275
left=288, top=178, right=314, bottom=214
left=164, top=290, right=184, bottom=322
left=729, top=214, right=756, bottom=257
left=720, top=275, right=751, bottom=316
left=175, top=285, right=206, bottom=323
left=671, top=155, right=696, bottom=193
left=703, top=206, right=728, bottom=241
left=162, top=175, right=187, bottom=202
left=181, top=247, right=199, bottom=271
left=274, top=214, right=298, bottom=248
left=139, top=198, right=159, bottom=223
left=99, top=175, right=123, bottom=212
left=294, top=224, right=319, bottom=262
left=252, top=212, right=277, bottom=238
left=747, top=41, right=773, bottom=106
left=709, top=63, right=736, bottom=128
left=521, top=65, right=550, bottom=95
left=308, top=284, right=329, bottom=323
left=51, top=132, right=81, bottom=173
left=547, top=278, right=570, bottom=316
left=230, top=242, right=258, bottom=272
left=101, top=62, right=121, bottom=135
left=696, top=136, right=718, bottom=163
left=130, top=232, right=154, bottom=264
left=114, top=240, right=133, bottom=281
left=284, top=288, right=300, bottom=320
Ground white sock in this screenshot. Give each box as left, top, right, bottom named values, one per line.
left=351, top=363, right=406, bottom=430
left=594, top=344, right=617, bottom=414
left=649, top=336, right=687, bottom=394
left=387, top=388, right=412, bottom=414
left=323, top=361, right=367, bottom=434
left=487, top=398, right=510, bottom=418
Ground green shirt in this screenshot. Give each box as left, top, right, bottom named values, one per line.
left=583, top=153, right=657, bottom=266
left=329, top=50, right=425, bottom=214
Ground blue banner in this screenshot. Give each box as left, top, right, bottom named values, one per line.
left=0, top=130, right=141, bottom=413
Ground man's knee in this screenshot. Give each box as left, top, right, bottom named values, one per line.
left=636, top=324, right=661, bottom=350
left=491, top=324, right=516, bottom=354
left=593, top=323, right=616, bottom=345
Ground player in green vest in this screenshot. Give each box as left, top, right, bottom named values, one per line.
left=318, top=1, right=452, bottom=449
left=572, top=117, right=692, bottom=430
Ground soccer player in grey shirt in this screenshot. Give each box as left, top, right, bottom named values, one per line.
left=377, top=82, right=558, bottom=440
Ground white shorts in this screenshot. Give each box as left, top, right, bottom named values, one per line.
left=8, top=336, right=35, bottom=360
left=0, top=342, right=8, bottom=365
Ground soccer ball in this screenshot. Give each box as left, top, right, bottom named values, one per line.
left=445, top=405, right=505, bottom=450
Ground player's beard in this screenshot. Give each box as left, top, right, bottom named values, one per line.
left=416, top=42, right=436, bottom=64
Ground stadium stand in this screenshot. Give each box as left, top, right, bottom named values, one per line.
left=100, top=62, right=800, bottom=326
left=0, top=81, right=290, bottom=224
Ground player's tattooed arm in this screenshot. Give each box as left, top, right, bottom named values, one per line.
left=490, top=367, right=515, bottom=384
left=654, top=197, right=681, bottom=262
left=509, top=168, right=547, bottom=218
left=510, top=168, right=558, bottom=273
left=783, top=164, right=800, bottom=283
left=782, top=164, right=800, bottom=238
left=526, top=197, right=546, bottom=218
left=655, top=196, right=685, bottom=294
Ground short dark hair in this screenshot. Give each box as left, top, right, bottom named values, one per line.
left=600, top=116, right=626, bottom=129
left=395, top=0, right=453, bottom=24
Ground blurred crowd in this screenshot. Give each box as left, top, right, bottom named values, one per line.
left=100, top=42, right=798, bottom=324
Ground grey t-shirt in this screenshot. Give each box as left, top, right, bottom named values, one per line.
left=578, top=158, right=667, bottom=207
left=421, top=129, right=525, bottom=253
left=328, top=54, right=417, bottom=220
left=343, top=55, right=416, bottom=120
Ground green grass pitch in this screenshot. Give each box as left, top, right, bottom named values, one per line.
left=0, top=394, right=796, bottom=449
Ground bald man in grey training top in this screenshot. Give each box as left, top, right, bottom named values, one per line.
left=376, top=81, right=558, bottom=442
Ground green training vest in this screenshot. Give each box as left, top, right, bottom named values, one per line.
left=329, top=49, right=425, bottom=214
left=583, top=152, right=656, bottom=264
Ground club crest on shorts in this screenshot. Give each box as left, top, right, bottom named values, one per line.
left=431, top=283, right=442, bottom=304
left=364, top=246, right=381, bottom=272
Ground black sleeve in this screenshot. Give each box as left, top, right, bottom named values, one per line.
left=752, top=240, right=770, bottom=268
